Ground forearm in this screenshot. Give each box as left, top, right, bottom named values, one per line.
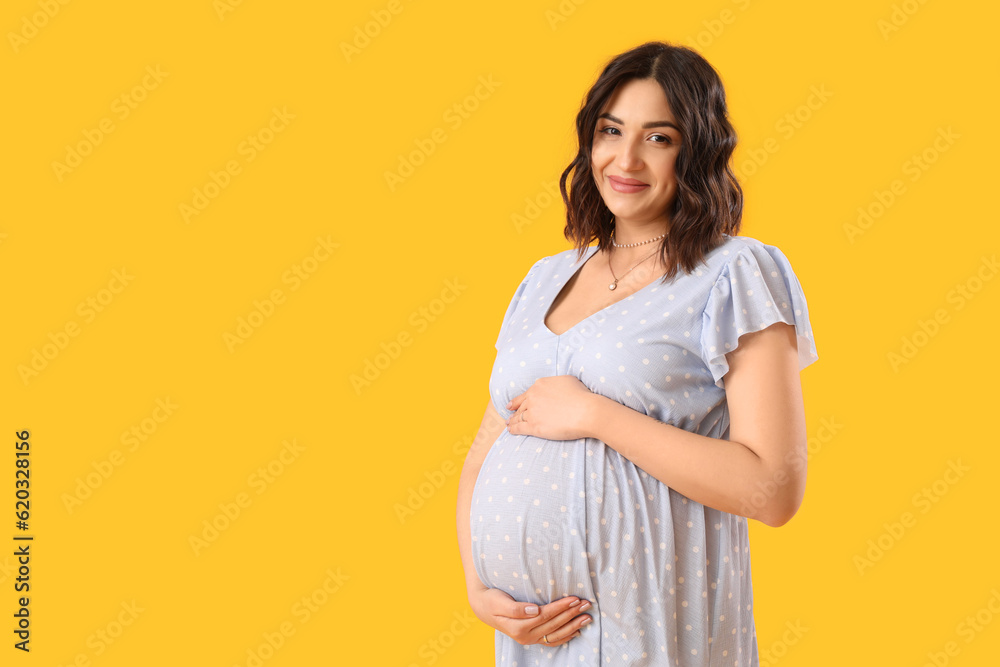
left=456, top=399, right=508, bottom=596
left=583, top=393, right=802, bottom=526
left=457, top=458, right=488, bottom=596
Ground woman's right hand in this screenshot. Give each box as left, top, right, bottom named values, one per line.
left=468, top=586, right=593, bottom=647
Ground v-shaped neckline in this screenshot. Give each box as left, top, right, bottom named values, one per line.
left=541, top=245, right=670, bottom=337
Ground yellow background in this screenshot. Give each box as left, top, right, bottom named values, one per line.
left=3, top=0, right=998, bottom=664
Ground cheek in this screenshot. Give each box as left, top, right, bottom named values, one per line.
left=657, top=157, right=679, bottom=185
left=590, top=143, right=613, bottom=168
left=590, top=160, right=607, bottom=187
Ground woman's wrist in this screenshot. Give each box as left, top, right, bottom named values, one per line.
left=582, top=391, right=615, bottom=441
left=467, top=578, right=488, bottom=598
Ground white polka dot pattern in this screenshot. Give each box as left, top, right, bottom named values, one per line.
left=700, top=240, right=818, bottom=389
left=474, top=235, right=818, bottom=666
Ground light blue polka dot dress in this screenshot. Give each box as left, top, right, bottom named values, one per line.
left=470, top=234, right=818, bottom=666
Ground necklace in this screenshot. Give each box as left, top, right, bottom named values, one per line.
left=610, top=223, right=667, bottom=248
left=607, top=218, right=667, bottom=290
left=608, top=246, right=661, bottom=291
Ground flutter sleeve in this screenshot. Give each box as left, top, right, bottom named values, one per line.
left=699, top=240, right=819, bottom=388
left=494, top=258, right=543, bottom=351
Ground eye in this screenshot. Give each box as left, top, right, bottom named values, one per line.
left=597, top=126, right=676, bottom=145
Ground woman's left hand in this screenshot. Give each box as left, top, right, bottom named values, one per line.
left=505, top=375, right=598, bottom=440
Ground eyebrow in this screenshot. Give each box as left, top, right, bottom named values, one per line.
left=598, top=112, right=680, bottom=131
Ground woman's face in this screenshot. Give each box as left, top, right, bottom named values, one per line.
left=590, top=77, right=682, bottom=229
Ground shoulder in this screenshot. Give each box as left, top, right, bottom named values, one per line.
left=525, top=246, right=596, bottom=277
left=549, top=245, right=596, bottom=266
left=706, top=234, right=779, bottom=261
left=700, top=234, right=798, bottom=281
left=698, top=234, right=819, bottom=385
left=500, top=248, right=589, bottom=299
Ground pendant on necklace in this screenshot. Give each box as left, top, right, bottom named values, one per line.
left=608, top=282, right=618, bottom=290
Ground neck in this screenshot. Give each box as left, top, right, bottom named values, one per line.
left=611, top=217, right=670, bottom=247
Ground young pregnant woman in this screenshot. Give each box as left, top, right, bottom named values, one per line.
left=456, top=41, right=819, bottom=666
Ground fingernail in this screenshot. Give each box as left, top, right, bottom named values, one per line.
left=579, top=601, right=592, bottom=611
left=525, top=605, right=539, bottom=615
left=580, top=616, right=592, bottom=626
left=506, top=401, right=512, bottom=409
left=569, top=599, right=581, bottom=607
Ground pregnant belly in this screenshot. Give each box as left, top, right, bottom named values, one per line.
left=469, top=429, right=592, bottom=603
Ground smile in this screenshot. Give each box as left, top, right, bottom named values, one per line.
left=608, top=175, right=649, bottom=193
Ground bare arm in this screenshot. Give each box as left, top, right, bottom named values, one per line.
left=589, top=322, right=806, bottom=526
left=456, top=397, right=507, bottom=598
left=506, top=322, right=808, bottom=527
left=456, top=397, right=594, bottom=646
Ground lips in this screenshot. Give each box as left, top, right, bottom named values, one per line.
left=607, top=175, right=649, bottom=193
left=608, top=175, right=647, bottom=185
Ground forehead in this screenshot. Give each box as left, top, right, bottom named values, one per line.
left=599, top=78, right=675, bottom=121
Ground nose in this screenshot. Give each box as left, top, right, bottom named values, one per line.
left=616, top=137, right=643, bottom=171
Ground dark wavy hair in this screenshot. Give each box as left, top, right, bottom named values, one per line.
left=559, top=41, right=743, bottom=281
